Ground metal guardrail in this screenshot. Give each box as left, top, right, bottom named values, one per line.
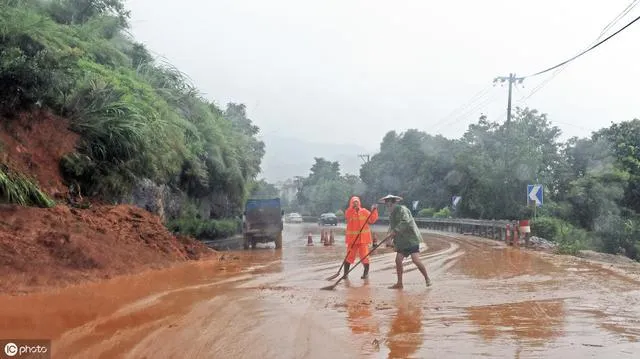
left=375, top=217, right=513, bottom=241
left=301, top=215, right=514, bottom=241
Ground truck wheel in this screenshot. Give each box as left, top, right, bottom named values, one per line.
left=275, top=231, right=283, bottom=249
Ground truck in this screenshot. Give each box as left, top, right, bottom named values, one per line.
left=242, top=197, right=284, bottom=249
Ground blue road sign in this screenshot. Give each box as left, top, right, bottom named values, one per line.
left=527, top=184, right=543, bottom=207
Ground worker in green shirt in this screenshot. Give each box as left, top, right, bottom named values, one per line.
left=380, top=194, right=432, bottom=289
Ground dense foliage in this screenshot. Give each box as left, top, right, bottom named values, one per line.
left=291, top=157, right=366, bottom=215
left=0, top=1, right=265, bottom=230
left=357, top=108, right=640, bottom=260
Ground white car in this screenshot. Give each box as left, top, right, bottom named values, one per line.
left=285, top=212, right=303, bottom=223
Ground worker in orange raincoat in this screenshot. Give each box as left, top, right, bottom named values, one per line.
left=343, top=196, right=379, bottom=279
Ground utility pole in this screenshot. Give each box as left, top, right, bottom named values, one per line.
left=493, top=73, right=525, bottom=124
left=494, top=73, right=524, bottom=218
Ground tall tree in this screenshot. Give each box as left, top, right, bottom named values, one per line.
left=295, top=158, right=363, bottom=215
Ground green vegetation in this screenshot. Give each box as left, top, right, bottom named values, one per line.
left=293, top=158, right=366, bottom=215
left=554, top=224, right=588, bottom=256
left=0, top=165, right=55, bottom=207
left=356, top=109, right=640, bottom=261
left=167, top=217, right=240, bottom=241
left=0, top=0, right=265, bottom=238
left=433, top=207, right=452, bottom=218
left=248, top=179, right=279, bottom=199
left=417, top=208, right=436, bottom=218
left=531, top=216, right=568, bottom=242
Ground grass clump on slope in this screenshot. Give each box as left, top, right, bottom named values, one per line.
left=0, top=165, right=55, bottom=207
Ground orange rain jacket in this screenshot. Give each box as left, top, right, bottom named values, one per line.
left=344, top=196, right=379, bottom=246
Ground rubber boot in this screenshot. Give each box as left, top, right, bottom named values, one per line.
left=361, top=263, right=370, bottom=279
left=342, top=262, right=350, bottom=279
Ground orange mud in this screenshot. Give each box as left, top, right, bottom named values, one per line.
left=1, top=224, right=639, bottom=358
left=0, top=111, right=78, bottom=196
left=0, top=204, right=214, bottom=294
left=0, top=111, right=214, bottom=295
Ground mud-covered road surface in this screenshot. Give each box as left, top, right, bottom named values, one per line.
left=1, top=224, right=639, bottom=358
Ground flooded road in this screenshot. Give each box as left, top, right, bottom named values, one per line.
left=1, top=224, right=639, bottom=358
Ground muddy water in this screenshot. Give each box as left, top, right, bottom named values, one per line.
left=0, top=225, right=639, bottom=358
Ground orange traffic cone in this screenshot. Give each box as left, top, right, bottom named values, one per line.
left=307, top=233, right=313, bottom=246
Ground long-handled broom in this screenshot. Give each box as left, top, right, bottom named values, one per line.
left=325, top=207, right=377, bottom=281
left=321, top=232, right=391, bottom=291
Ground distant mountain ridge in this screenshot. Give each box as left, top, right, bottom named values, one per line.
left=259, top=134, right=372, bottom=182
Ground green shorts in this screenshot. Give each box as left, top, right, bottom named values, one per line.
left=397, top=244, right=420, bottom=258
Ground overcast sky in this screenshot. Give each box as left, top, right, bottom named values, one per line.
left=126, top=0, right=639, bottom=151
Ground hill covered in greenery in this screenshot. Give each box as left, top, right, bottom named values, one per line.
left=0, top=0, right=265, bottom=238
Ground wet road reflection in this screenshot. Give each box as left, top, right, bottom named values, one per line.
left=466, top=299, right=565, bottom=345
left=385, top=293, right=424, bottom=359
left=345, top=282, right=379, bottom=337
left=450, top=243, right=559, bottom=280
left=0, top=223, right=638, bottom=358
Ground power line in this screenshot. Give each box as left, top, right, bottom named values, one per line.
left=524, top=13, right=640, bottom=78
left=430, top=86, right=501, bottom=133
left=429, top=85, right=493, bottom=130
left=598, top=0, right=640, bottom=39
left=438, top=91, right=503, bottom=132
left=518, top=0, right=640, bottom=102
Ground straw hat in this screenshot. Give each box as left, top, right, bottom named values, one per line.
left=378, top=194, right=403, bottom=203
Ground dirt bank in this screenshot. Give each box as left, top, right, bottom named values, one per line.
left=0, top=111, right=216, bottom=295
left=0, top=111, right=78, bottom=197
left=0, top=204, right=215, bottom=295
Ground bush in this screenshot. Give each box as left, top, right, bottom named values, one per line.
left=555, top=224, right=588, bottom=256
left=417, top=208, right=435, bottom=218
left=433, top=207, right=451, bottom=218
left=531, top=216, right=587, bottom=255
left=531, top=216, right=565, bottom=241
left=167, top=217, right=240, bottom=240
left=593, top=215, right=640, bottom=260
